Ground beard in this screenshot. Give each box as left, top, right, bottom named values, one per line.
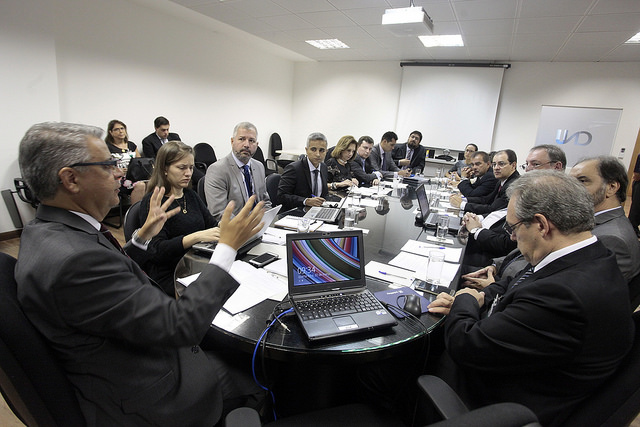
left=591, top=184, right=607, bottom=207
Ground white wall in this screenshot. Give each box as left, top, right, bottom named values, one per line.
left=0, top=0, right=294, bottom=233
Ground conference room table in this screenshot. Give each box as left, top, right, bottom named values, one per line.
left=174, top=180, right=466, bottom=416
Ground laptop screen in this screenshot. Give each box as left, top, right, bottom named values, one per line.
left=287, top=230, right=365, bottom=295
left=416, top=184, right=430, bottom=220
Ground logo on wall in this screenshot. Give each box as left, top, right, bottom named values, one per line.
left=556, top=129, right=593, bottom=146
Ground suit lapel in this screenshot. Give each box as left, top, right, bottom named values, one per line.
left=227, top=155, right=247, bottom=203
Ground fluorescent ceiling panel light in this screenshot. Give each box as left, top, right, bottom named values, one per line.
left=382, top=6, right=434, bottom=36
left=305, top=39, right=350, bottom=49
left=625, top=32, right=640, bottom=44
left=419, top=35, right=464, bottom=47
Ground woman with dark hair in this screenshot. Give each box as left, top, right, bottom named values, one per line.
left=138, top=141, right=219, bottom=296
left=105, top=119, right=145, bottom=203
left=325, top=135, right=360, bottom=190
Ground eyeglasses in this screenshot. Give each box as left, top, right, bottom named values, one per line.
left=503, top=219, right=526, bottom=236
left=492, top=161, right=510, bottom=168
left=520, top=161, right=553, bottom=170
left=69, top=160, right=121, bottom=170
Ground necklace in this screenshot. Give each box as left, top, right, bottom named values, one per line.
left=175, top=196, right=187, bottom=214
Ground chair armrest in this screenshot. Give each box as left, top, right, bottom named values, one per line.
left=266, top=159, right=277, bottom=173
left=428, top=403, right=541, bottom=427
left=417, top=375, right=469, bottom=420
left=224, top=407, right=262, bottom=427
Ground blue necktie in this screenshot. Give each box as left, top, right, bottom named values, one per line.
left=242, top=165, right=253, bottom=198
left=362, top=159, right=366, bottom=171
left=312, top=169, right=319, bottom=197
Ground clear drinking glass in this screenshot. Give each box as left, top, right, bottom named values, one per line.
left=426, top=250, right=445, bottom=285
left=437, top=216, right=450, bottom=240
left=297, top=218, right=311, bottom=233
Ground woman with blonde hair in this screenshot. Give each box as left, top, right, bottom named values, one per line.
left=325, top=135, right=360, bottom=190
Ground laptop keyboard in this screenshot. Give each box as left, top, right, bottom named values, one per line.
left=313, top=208, right=337, bottom=220
left=296, top=292, right=382, bottom=321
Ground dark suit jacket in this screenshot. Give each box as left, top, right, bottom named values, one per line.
left=444, top=240, right=634, bottom=426
left=367, top=144, right=399, bottom=179
left=464, top=170, right=520, bottom=215
left=141, top=132, right=181, bottom=158
left=391, top=143, right=426, bottom=173
left=593, top=206, right=640, bottom=281
left=457, top=169, right=498, bottom=198
left=351, top=155, right=379, bottom=186
left=15, top=205, right=237, bottom=425
left=462, top=217, right=517, bottom=268
left=277, top=157, right=329, bottom=210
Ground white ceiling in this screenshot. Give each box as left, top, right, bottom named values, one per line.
left=166, top=0, right=640, bottom=62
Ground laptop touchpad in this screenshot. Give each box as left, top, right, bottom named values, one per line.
left=334, top=316, right=357, bottom=330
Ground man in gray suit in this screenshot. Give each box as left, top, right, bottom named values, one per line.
left=367, top=131, right=411, bottom=179
left=570, top=156, right=640, bottom=281
left=205, top=121, right=271, bottom=221
left=15, top=122, right=265, bottom=426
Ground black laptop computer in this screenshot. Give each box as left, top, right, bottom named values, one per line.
left=286, top=230, right=397, bottom=342
left=416, top=184, right=460, bottom=231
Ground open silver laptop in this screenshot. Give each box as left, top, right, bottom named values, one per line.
left=302, top=196, right=346, bottom=222
left=286, top=230, right=397, bottom=342
left=416, top=184, right=460, bottom=231
left=193, top=205, right=281, bottom=255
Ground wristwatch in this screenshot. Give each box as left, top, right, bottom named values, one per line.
left=469, top=227, right=481, bottom=235
left=132, top=228, right=152, bottom=246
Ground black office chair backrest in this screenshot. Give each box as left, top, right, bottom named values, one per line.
left=0, top=253, right=86, bottom=426
left=123, top=201, right=142, bottom=242
left=194, top=143, right=217, bottom=174
left=269, top=133, right=282, bottom=159
left=14, top=178, right=39, bottom=208
left=561, top=310, right=640, bottom=427
left=197, top=176, right=207, bottom=207
left=253, top=146, right=266, bottom=166
left=265, top=173, right=280, bottom=205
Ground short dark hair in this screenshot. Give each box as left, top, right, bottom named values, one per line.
left=472, top=151, right=490, bottom=163
left=466, top=143, right=478, bottom=151
left=154, top=116, right=170, bottom=129
left=496, top=149, right=517, bottom=164
left=410, top=130, right=422, bottom=142
left=358, top=136, right=374, bottom=146
left=575, top=156, right=628, bottom=203
left=381, top=131, right=398, bottom=142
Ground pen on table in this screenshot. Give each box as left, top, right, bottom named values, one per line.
left=418, top=245, right=446, bottom=250
left=378, top=270, right=408, bottom=280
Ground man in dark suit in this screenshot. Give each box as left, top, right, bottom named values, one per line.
left=352, top=136, right=381, bottom=187
left=141, top=116, right=181, bottom=158
left=367, top=131, right=410, bottom=179
left=429, top=171, right=634, bottom=426
left=456, top=151, right=497, bottom=198
left=15, top=122, right=264, bottom=426
left=450, top=149, right=519, bottom=215
left=391, top=130, right=426, bottom=174
left=570, top=156, right=640, bottom=281
left=277, top=132, right=329, bottom=210
left=205, top=121, right=272, bottom=221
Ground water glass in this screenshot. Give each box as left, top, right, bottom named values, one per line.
left=426, top=250, right=445, bottom=285
left=393, top=171, right=400, bottom=189
left=436, top=216, right=450, bottom=240
left=352, top=190, right=362, bottom=206
left=297, top=218, right=311, bottom=233
left=344, top=206, right=357, bottom=229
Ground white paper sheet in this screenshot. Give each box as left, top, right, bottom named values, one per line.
left=401, top=239, right=462, bottom=263
left=364, top=260, right=414, bottom=287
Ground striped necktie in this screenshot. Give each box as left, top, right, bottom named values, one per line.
left=100, top=225, right=126, bottom=256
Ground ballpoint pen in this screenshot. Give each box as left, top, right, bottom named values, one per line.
left=378, top=270, right=408, bottom=280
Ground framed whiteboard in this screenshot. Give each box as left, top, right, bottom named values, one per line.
left=535, top=105, right=622, bottom=167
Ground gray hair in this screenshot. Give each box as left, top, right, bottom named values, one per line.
left=306, top=132, right=327, bottom=148
left=506, top=170, right=594, bottom=234
left=530, top=144, right=567, bottom=170
left=19, top=122, right=103, bottom=201
left=232, top=121, right=258, bottom=139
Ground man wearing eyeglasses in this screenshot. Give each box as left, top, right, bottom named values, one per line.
left=429, top=171, right=633, bottom=426
left=15, top=122, right=265, bottom=426
left=450, top=149, right=520, bottom=215
left=521, top=144, right=566, bottom=172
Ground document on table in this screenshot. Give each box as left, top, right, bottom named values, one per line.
left=388, top=251, right=459, bottom=288
left=345, top=196, right=379, bottom=208
left=262, top=227, right=292, bottom=245
left=364, top=260, right=414, bottom=287
left=401, top=239, right=462, bottom=263
left=177, top=260, right=287, bottom=315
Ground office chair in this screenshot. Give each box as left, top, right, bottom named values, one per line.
left=559, top=310, right=640, bottom=427
left=224, top=374, right=539, bottom=427
left=103, top=192, right=130, bottom=229
left=14, top=178, right=39, bottom=208
left=253, top=146, right=277, bottom=176
left=0, top=253, right=86, bottom=427
left=123, top=201, right=142, bottom=242
left=194, top=142, right=217, bottom=175
left=197, top=176, right=207, bottom=207
left=268, top=133, right=294, bottom=172
left=265, top=173, right=280, bottom=205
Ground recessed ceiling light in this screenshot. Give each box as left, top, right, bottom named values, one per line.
left=305, top=39, right=350, bottom=49
left=419, top=35, right=464, bottom=47
left=625, top=32, right=640, bottom=44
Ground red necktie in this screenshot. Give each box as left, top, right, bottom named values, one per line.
left=100, top=225, right=126, bottom=255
